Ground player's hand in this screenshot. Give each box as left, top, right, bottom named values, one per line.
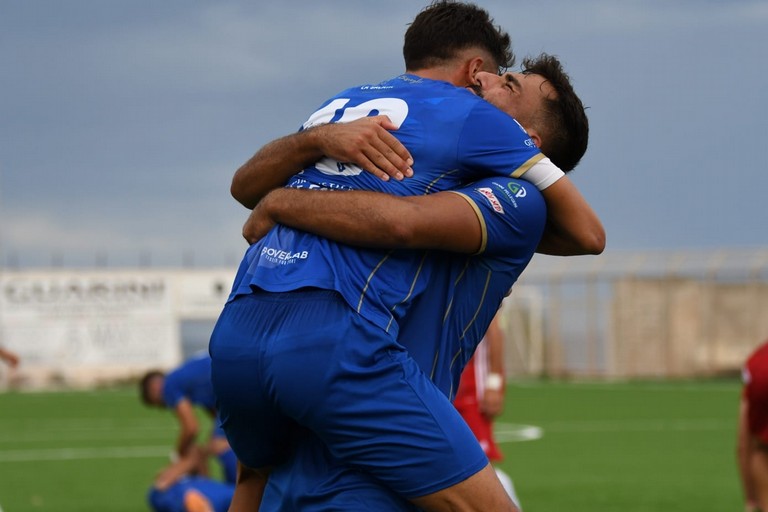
left=315, top=116, right=413, bottom=181
left=154, top=463, right=184, bottom=491
left=479, top=389, right=504, bottom=418
left=242, top=200, right=276, bottom=244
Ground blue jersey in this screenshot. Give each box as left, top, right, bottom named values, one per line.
left=399, top=177, right=546, bottom=399
left=229, top=74, right=544, bottom=338
left=259, top=176, right=546, bottom=510
left=147, top=476, right=234, bottom=512
left=162, top=353, right=217, bottom=413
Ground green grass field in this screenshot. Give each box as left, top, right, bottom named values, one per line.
left=0, top=379, right=742, bottom=511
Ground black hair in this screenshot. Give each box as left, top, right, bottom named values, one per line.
left=404, top=1, right=514, bottom=73
left=523, top=53, right=589, bottom=172
left=139, top=369, right=164, bottom=406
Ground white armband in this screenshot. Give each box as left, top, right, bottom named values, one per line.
left=518, top=157, right=564, bottom=191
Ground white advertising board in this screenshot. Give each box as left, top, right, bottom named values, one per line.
left=0, top=270, right=181, bottom=386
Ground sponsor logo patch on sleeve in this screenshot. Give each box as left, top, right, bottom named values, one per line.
left=477, top=187, right=505, bottom=214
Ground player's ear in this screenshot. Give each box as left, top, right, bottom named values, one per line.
left=467, top=57, right=487, bottom=81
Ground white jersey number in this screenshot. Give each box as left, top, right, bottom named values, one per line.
left=302, top=98, right=409, bottom=176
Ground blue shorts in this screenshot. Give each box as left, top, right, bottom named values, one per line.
left=262, top=431, right=419, bottom=511
left=209, top=289, right=488, bottom=498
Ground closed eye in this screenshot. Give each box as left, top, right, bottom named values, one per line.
left=504, top=74, right=521, bottom=92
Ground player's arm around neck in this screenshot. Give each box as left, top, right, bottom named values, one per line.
left=245, top=188, right=482, bottom=254
left=231, top=130, right=326, bottom=209
left=231, top=117, right=413, bottom=209
left=536, top=175, right=605, bottom=256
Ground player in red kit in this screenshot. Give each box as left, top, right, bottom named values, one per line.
left=454, top=312, right=521, bottom=508
left=738, top=339, right=768, bottom=512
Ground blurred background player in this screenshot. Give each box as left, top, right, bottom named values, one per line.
left=148, top=444, right=234, bottom=512
left=140, top=352, right=237, bottom=485
left=738, top=338, right=768, bottom=512
left=0, top=346, right=19, bottom=369
left=454, top=311, right=521, bottom=508
left=0, top=345, right=20, bottom=389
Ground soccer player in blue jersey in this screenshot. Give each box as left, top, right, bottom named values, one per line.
left=149, top=477, right=233, bottom=512
left=252, top=179, right=542, bottom=512
left=140, top=353, right=237, bottom=485
left=148, top=444, right=235, bottom=512
left=237, top=54, right=598, bottom=510
left=210, top=3, right=602, bottom=511
left=245, top=174, right=548, bottom=512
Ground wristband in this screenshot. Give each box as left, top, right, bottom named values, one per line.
left=485, top=373, right=504, bottom=392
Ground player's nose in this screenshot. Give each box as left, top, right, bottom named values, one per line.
left=474, top=71, right=501, bottom=91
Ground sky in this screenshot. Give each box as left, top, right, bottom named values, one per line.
left=1, top=0, right=767, bottom=269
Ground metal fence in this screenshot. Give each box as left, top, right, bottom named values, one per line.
left=499, top=247, right=768, bottom=379
left=3, top=247, right=767, bottom=385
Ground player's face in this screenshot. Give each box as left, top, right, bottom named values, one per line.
left=147, top=376, right=165, bottom=407
left=474, top=71, right=556, bottom=130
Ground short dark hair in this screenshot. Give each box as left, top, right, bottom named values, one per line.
left=139, top=370, right=164, bottom=406
left=522, top=53, right=589, bottom=172
left=404, top=1, right=514, bottom=73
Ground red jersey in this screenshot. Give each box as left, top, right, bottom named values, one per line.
left=453, top=340, right=503, bottom=461
left=743, top=340, right=768, bottom=443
